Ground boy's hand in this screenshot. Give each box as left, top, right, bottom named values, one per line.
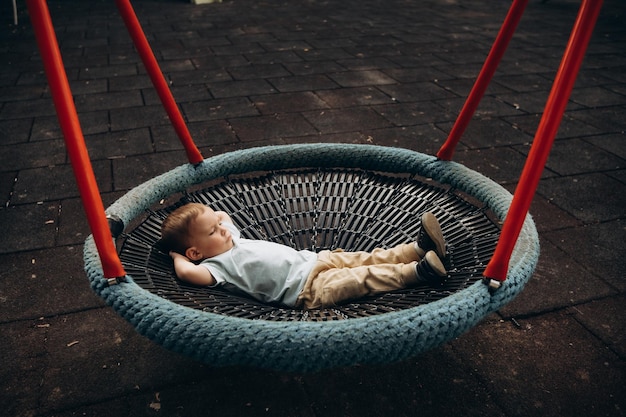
left=169, top=250, right=189, bottom=262
left=169, top=251, right=217, bottom=286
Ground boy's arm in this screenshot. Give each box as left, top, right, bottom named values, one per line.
left=170, top=251, right=217, bottom=286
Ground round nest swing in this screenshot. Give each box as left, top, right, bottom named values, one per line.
left=84, top=143, right=539, bottom=372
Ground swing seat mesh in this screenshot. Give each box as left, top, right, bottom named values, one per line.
left=119, top=168, right=501, bottom=321
left=84, top=144, right=539, bottom=371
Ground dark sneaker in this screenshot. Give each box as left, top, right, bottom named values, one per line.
left=415, top=251, right=447, bottom=287
left=417, top=212, right=448, bottom=263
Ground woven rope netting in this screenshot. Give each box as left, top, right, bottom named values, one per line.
left=119, top=168, right=501, bottom=322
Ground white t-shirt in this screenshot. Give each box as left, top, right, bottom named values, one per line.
left=200, top=223, right=317, bottom=306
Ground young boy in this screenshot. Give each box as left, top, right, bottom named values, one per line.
left=161, top=203, right=448, bottom=309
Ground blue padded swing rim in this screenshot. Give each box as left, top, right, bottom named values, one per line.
left=84, top=144, right=539, bottom=371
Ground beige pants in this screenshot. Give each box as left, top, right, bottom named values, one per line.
left=296, top=243, right=421, bottom=309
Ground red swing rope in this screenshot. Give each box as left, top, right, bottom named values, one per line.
left=115, top=0, right=204, bottom=165
left=437, top=0, right=603, bottom=284
left=482, top=0, right=604, bottom=284
left=27, top=0, right=126, bottom=280
left=437, top=0, right=530, bottom=162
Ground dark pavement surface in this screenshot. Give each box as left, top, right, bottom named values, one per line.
left=1, top=0, right=625, bottom=416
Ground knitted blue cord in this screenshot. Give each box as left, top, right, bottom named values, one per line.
left=84, top=144, right=539, bottom=372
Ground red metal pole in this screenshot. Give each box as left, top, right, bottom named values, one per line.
left=437, top=0, right=529, bottom=161
left=115, top=0, right=204, bottom=165
left=27, top=0, right=126, bottom=280
left=484, top=0, right=604, bottom=282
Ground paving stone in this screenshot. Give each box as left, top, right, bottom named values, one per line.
left=335, top=56, right=399, bottom=71
left=580, top=130, right=626, bottom=160
left=449, top=311, right=626, bottom=417
left=436, top=77, right=513, bottom=99
left=378, top=81, right=456, bottom=103
left=187, top=119, right=239, bottom=147
left=0, top=203, right=58, bottom=253
left=0, top=246, right=103, bottom=321
left=12, top=160, right=112, bottom=204
left=208, top=79, right=277, bottom=98
left=303, top=107, right=392, bottom=134
left=523, top=191, right=582, bottom=233
left=0, top=138, right=67, bottom=171
left=0, top=84, right=46, bottom=101
left=229, top=113, right=317, bottom=141
left=0, top=320, right=48, bottom=417
left=524, top=137, right=625, bottom=176
left=86, top=127, right=155, bottom=161
left=227, top=63, right=291, bottom=80
left=66, top=78, right=108, bottom=95
left=301, top=347, right=506, bottom=417
left=315, top=86, right=394, bottom=107
left=251, top=91, right=329, bottom=114
left=211, top=43, right=266, bottom=56
left=503, top=112, right=604, bottom=140
left=327, top=70, right=397, bottom=88
left=446, top=147, right=530, bottom=185
left=542, top=219, right=626, bottom=289
left=191, top=54, right=249, bottom=72
left=606, top=168, right=626, bottom=185
left=434, top=62, right=486, bottom=80
left=284, top=60, right=346, bottom=76
left=439, top=95, right=526, bottom=120
left=184, top=99, right=257, bottom=125
left=111, top=151, right=189, bottom=191
left=373, top=101, right=449, bottom=126
left=568, top=106, right=626, bottom=133
left=0, top=172, right=16, bottom=206
left=31, top=111, right=111, bottom=141
left=169, top=67, right=234, bottom=86
left=296, top=48, right=354, bottom=62
left=269, top=74, right=339, bottom=93
left=106, top=74, right=153, bottom=92
left=0, top=97, right=56, bottom=119
left=150, top=58, right=196, bottom=74
left=382, top=66, right=452, bottom=84
left=362, top=124, right=450, bottom=156
left=142, top=369, right=315, bottom=417
left=38, top=308, right=209, bottom=414
left=0, top=118, right=34, bottom=144
left=78, top=64, right=138, bottom=81
left=110, top=105, right=171, bottom=131
left=245, top=50, right=304, bottom=65
left=387, top=53, right=451, bottom=69
left=537, top=173, right=626, bottom=223
left=493, top=73, right=556, bottom=93
left=56, top=192, right=124, bottom=247
left=570, top=86, right=626, bottom=108
left=500, top=237, right=616, bottom=319
left=438, top=117, right=534, bottom=149
left=571, top=293, right=626, bottom=359
left=74, top=90, right=144, bottom=113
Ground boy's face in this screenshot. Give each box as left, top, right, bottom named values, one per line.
left=186, top=207, right=234, bottom=260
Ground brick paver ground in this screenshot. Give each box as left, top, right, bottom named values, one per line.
left=1, top=0, right=625, bottom=416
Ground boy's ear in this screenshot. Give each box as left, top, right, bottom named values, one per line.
left=185, top=247, right=203, bottom=261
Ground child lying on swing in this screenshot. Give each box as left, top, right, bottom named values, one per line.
left=161, top=203, right=449, bottom=309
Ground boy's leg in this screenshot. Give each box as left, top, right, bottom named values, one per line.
left=299, top=249, right=447, bottom=309
left=308, top=262, right=418, bottom=309
left=324, top=244, right=420, bottom=268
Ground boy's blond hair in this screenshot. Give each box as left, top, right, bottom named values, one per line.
left=160, top=203, right=206, bottom=254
